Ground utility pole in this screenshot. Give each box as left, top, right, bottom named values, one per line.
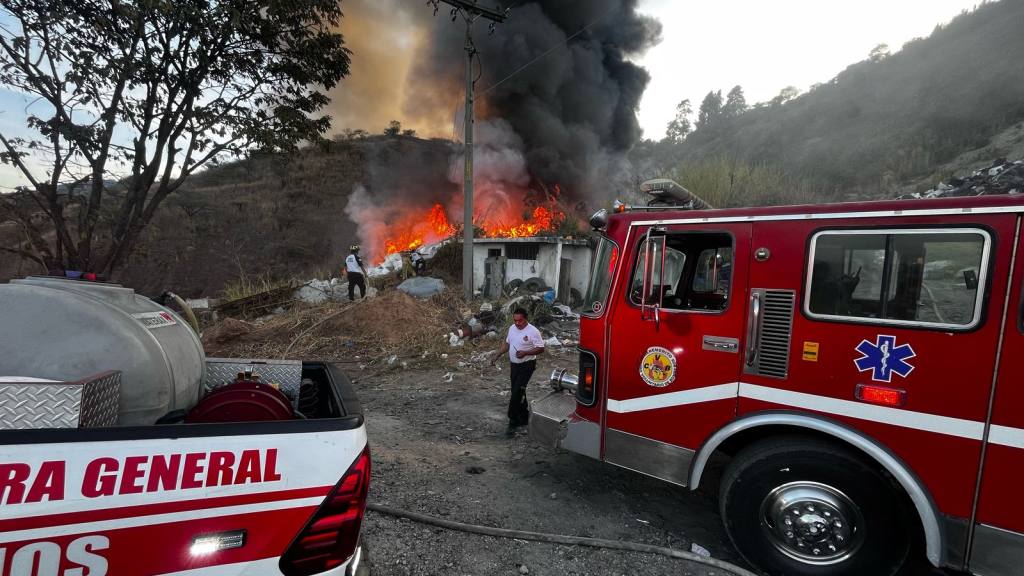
left=430, top=0, right=506, bottom=299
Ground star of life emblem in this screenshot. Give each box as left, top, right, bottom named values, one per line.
left=854, top=334, right=916, bottom=383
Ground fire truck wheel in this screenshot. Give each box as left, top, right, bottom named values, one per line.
left=719, top=437, right=912, bottom=576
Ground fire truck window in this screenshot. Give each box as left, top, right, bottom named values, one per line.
left=630, top=240, right=686, bottom=306
left=629, top=233, right=733, bottom=311
left=583, top=237, right=617, bottom=316
left=692, top=248, right=732, bottom=296
left=892, top=234, right=985, bottom=325
left=808, top=231, right=987, bottom=327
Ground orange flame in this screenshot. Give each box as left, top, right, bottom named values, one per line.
left=383, top=203, right=455, bottom=257
left=381, top=198, right=566, bottom=260
left=481, top=206, right=564, bottom=238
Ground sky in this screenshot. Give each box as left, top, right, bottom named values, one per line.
left=635, top=0, right=981, bottom=140
left=0, top=0, right=985, bottom=189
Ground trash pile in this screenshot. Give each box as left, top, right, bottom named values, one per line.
left=442, top=295, right=580, bottom=350
left=900, top=158, right=1024, bottom=199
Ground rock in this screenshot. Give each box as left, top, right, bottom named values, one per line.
left=465, top=466, right=485, bottom=474
left=479, top=302, right=493, bottom=312
left=690, top=543, right=711, bottom=557
left=398, top=276, right=446, bottom=298
left=518, top=565, right=529, bottom=574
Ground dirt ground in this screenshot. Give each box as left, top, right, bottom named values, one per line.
left=349, top=346, right=948, bottom=576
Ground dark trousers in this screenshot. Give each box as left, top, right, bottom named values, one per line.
left=508, top=360, right=535, bottom=426
left=348, top=272, right=366, bottom=300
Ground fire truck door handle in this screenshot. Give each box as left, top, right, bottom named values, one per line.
left=746, top=292, right=761, bottom=366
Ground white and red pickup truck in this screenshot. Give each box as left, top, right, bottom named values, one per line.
left=0, top=276, right=370, bottom=576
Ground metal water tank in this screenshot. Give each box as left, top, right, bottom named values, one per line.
left=0, top=277, right=205, bottom=425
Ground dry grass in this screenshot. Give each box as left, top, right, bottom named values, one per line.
left=202, top=288, right=471, bottom=362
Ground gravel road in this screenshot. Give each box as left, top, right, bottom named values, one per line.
left=350, top=347, right=949, bottom=576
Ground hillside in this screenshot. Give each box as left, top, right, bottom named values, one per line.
left=661, top=0, right=1024, bottom=199
left=0, top=136, right=456, bottom=297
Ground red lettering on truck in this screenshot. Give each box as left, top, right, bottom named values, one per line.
left=0, top=461, right=65, bottom=505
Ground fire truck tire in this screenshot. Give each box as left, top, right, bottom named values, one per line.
left=719, top=437, right=912, bottom=576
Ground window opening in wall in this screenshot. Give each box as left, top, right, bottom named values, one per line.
left=506, top=243, right=539, bottom=260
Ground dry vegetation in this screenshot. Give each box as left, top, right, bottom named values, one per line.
left=202, top=288, right=471, bottom=362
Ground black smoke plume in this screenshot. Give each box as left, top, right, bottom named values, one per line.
left=410, top=0, right=661, bottom=199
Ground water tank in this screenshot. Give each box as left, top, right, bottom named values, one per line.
left=0, top=277, right=205, bottom=425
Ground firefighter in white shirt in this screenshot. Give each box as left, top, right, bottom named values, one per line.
left=491, top=307, right=545, bottom=436
left=345, top=245, right=368, bottom=301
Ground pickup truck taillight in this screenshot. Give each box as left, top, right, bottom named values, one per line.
left=280, top=445, right=370, bottom=576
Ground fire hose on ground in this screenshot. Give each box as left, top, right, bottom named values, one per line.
left=366, top=502, right=760, bottom=576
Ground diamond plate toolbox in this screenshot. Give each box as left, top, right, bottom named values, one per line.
left=0, top=371, right=121, bottom=429
left=204, top=358, right=302, bottom=408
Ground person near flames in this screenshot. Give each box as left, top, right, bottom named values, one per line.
left=411, top=250, right=426, bottom=276
left=345, top=245, right=368, bottom=301
left=490, top=307, right=545, bottom=437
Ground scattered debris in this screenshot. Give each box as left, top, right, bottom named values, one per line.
left=442, top=372, right=454, bottom=382
left=294, top=279, right=345, bottom=305
left=397, top=276, right=446, bottom=298
left=690, top=543, right=712, bottom=558
left=465, top=466, right=486, bottom=475
left=544, top=336, right=562, bottom=347
left=900, top=158, right=1024, bottom=199
left=518, top=565, right=529, bottom=575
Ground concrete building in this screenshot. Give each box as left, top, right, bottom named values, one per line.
left=472, top=237, right=592, bottom=304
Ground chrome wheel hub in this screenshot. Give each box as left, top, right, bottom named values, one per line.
left=759, top=481, right=864, bottom=565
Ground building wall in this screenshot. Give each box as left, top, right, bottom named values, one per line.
left=472, top=241, right=591, bottom=302
left=561, top=245, right=593, bottom=299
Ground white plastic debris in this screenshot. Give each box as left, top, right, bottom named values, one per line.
left=479, top=302, right=493, bottom=312
left=690, top=543, right=711, bottom=557
left=544, top=336, right=562, bottom=347
left=442, top=372, right=454, bottom=383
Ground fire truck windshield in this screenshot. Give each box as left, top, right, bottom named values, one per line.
left=583, top=236, right=618, bottom=316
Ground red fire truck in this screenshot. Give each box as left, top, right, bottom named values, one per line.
left=533, top=181, right=1024, bottom=576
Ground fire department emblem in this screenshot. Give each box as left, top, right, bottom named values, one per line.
left=640, top=346, right=676, bottom=388
left=854, top=334, right=916, bottom=383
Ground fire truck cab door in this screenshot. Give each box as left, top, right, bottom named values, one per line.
left=604, top=223, right=751, bottom=486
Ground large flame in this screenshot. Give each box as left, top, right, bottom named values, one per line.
left=382, top=197, right=566, bottom=259
left=383, top=203, right=455, bottom=256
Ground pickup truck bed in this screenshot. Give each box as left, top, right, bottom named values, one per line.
left=0, top=362, right=369, bottom=576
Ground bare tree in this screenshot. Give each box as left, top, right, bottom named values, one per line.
left=0, top=0, right=351, bottom=275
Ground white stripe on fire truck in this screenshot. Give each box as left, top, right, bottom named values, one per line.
left=989, top=425, right=1024, bottom=449
left=738, top=384, right=986, bottom=441
left=0, top=496, right=324, bottom=544
left=605, top=383, right=1024, bottom=447
left=606, top=383, right=738, bottom=413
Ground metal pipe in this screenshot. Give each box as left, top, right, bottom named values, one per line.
left=549, top=368, right=578, bottom=393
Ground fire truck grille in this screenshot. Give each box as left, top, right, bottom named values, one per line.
left=749, top=289, right=796, bottom=379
